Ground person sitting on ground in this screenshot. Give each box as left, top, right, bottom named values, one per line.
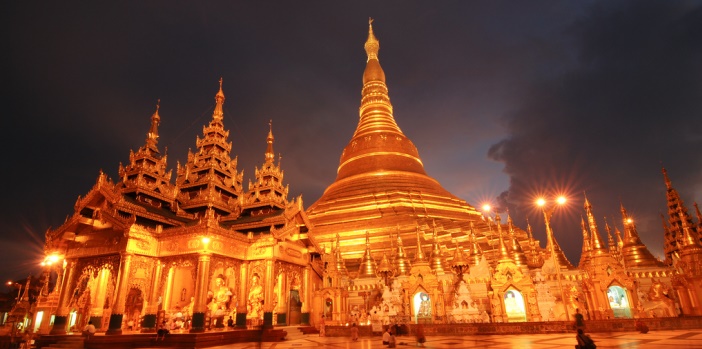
left=575, top=328, right=596, bottom=349
left=83, top=321, right=96, bottom=340
left=388, top=331, right=396, bottom=348
left=635, top=319, right=649, bottom=334
left=227, top=316, right=234, bottom=328
left=156, top=321, right=170, bottom=341
left=382, top=327, right=391, bottom=345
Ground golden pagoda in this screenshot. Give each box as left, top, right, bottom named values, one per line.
left=307, top=18, right=486, bottom=281
left=29, top=20, right=702, bottom=340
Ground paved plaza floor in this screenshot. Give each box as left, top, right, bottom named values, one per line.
left=204, top=328, right=702, bottom=349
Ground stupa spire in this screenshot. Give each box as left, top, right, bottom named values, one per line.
left=584, top=194, right=607, bottom=255
left=578, top=216, right=591, bottom=267
left=335, top=19, right=426, bottom=181
left=414, top=226, right=427, bottom=263
left=146, top=99, right=161, bottom=149
left=394, top=227, right=412, bottom=276
left=364, top=18, right=379, bottom=62
left=506, top=213, right=526, bottom=265
left=334, top=234, right=348, bottom=276
left=495, top=215, right=512, bottom=263
left=468, top=222, right=483, bottom=266
left=661, top=168, right=698, bottom=265
left=358, top=231, right=378, bottom=278
left=213, top=77, right=225, bottom=123
left=619, top=203, right=662, bottom=267
left=117, top=101, right=175, bottom=207
left=429, top=221, right=446, bottom=273
left=265, top=120, right=275, bottom=164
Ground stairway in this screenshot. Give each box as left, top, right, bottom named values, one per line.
left=42, top=336, right=84, bottom=349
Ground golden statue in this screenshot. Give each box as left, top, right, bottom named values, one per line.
left=247, top=274, right=264, bottom=318
left=211, top=275, right=232, bottom=313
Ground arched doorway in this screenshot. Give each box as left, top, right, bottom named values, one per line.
left=504, top=289, right=527, bottom=322
left=413, top=292, right=432, bottom=323
left=607, top=285, right=632, bottom=318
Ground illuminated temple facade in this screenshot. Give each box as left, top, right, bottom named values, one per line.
left=34, top=22, right=702, bottom=335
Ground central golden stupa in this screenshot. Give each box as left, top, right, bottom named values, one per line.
left=307, top=20, right=486, bottom=273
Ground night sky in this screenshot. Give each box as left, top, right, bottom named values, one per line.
left=3, top=1, right=702, bottom=285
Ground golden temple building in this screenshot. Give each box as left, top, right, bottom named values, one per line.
left=31, top=20, right=702, bottom=337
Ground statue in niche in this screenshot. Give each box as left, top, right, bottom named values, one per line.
left=211, top=275, right=233, bottom=311
left=247, top=274, right=264, bottom=319
left=418, top=293, right=432, bottom=317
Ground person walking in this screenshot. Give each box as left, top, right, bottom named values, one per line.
left=350, top=323, right=359, bottom=341
left=574, top=308, right=585, bottom=331
left=319, top=315, right=326, bottom=337
left=415, top=324, right=426, bottom=347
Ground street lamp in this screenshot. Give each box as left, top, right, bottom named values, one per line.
left=536, top=196, right=569, bottom=321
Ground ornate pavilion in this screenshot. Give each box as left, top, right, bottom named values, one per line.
left=30, top=21, right=702, bottom=336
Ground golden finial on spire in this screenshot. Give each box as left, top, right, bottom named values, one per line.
left=365, top=17, right=380, bottom=61
left=265, top=120, right=275, bottom=164
left=147, top=99, right=161, bottom=146
left=662, top=167, right=672, bottom=189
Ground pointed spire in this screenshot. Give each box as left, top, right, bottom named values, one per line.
left=335, top=19, right=427, bottom=181
left=146, top=99, right=161, bottom=148
left=242, top=121, right=289, bottom=214
left=364, top=18, right=380, bottom=62
left=604, top=217, right=622, bottom=263
left=377, top=252, right=394, bottom=279
left=578, top=216, right=591, bottom=267
left=213, top=77, right=225, bottom=123
left=394, top=227, right=412, bottom=276
left=506, top=212, right=527, bottom=266
left=468, top=222, right=483, bottom=267
left=694, top=202, right=702, bottom=228
left=619, top=204, right=662, bottom=268
left=334, top=234, right=348, bottom=276
left=662, top=167, right=672, bottom=189
left=495, top=215, right=513, bottom=263
left=265, top=120, right=275, bottom=164
left=358, top=231, right=378, bottom=278
left=678, top=204, right=702, bottom=249
left=661, top=168, right=698, bottom=265
left=584, top=194, right=607, bottom=255
left=429, top=221, right=446, bottom=274
left=414, top=226, right=427, bottom=263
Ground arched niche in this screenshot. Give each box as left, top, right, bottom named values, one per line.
left=607, top=285, right=632, bottom=318
left=413, top=291, right=432, bottom=324
left=504, top=289, right=527, bottom=322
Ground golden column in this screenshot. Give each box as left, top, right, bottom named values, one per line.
left=90, top=268, right=109, bottom=327
left=236, top=261, right=249, bottom=327
left=106, top=253, right=133, bottom=335
left=163, top=265, right=175, bottom=312
left=190, top=252, right=212, bottom=333
left=142, top=260, right=163, bottom=332
left=277, top=271, right=287, bottom=325
left=301, top=267, right=310, bottom=325
left=50, top=259, right=76, bottom=335
left=263, top=259, right=275, bottom=328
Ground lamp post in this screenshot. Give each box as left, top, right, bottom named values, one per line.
left=536, top=196, right=570, bottom=322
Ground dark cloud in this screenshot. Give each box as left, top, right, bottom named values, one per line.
left=489, top=1, right=702, bottom=260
